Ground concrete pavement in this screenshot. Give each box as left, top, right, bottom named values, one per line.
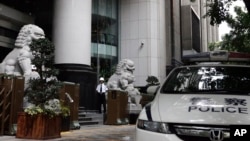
left=0, top=124, right=136, bottom=141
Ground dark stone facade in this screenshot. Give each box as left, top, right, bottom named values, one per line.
left=55, top=64, right=97, bottom=111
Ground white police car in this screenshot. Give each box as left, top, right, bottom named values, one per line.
left=136, top=51, right=250, bottom=141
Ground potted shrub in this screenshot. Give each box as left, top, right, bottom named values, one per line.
left=139, top=76, right=160, bottom=108
left=146, top=75, right=160, bottom=87
left=16, top=38, right=70, bottom=140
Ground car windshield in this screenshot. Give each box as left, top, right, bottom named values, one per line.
left=161, top=66, right=250, bottom=95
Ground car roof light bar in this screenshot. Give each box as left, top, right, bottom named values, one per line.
left=182, top=50, right=250, bottom=63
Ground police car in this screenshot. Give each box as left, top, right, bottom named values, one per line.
left=136, top=51, right=250, bottom=141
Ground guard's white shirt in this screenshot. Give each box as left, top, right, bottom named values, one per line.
left=96, top=83, right=108, bottom=93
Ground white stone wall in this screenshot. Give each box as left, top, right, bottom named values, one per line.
left=120, top=0, right=167, bottom=86
left=119, top=0, right=219, bottom=86
left=182, top=0, right=219, bottom=52
left=200, top=0, right=208, bottom=52
left=172, top=0, right=182, bottom=62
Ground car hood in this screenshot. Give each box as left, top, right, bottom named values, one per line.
left=157, top=94, right=250, bottom=125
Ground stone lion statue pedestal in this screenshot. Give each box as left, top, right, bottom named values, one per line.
left=107, top=59, right=142, bottom=124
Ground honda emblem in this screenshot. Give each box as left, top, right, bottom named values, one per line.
left=210, top=129, right=224, bottom=141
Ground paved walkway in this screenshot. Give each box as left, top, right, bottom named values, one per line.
left=0, top=124, right=136, bottom=141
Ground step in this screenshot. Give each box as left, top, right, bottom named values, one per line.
left=78, top=112, right=86, bottom=117
left=78, top=116, right=92, bottom=121
left=78, top=110, right=104, bottom=125
left=79, top=120, right=99, bottom=125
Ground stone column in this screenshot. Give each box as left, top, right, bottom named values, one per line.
left=53, top=0, right=91, bottom=65
left=53, top=0, right=97, bottom=111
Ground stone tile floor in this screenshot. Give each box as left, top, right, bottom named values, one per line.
left=0, top=124, right=136, bottom=141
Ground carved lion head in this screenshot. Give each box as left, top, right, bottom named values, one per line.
left=14, top=24, right=45, bottom=49
left=115, top=59, right=135, bottom=75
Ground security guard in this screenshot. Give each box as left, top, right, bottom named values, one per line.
left=96, top=77, right=108, bottom=113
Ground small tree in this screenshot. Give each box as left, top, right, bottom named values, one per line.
left=220, top=7, right=250, bottom=52
left=208, top=42, right=221, bottom=51
left=25, top=38, right=67, bottom=116
left=202, top=0, right=249, bottom=25
left=208, top=6, right=250, bottom=52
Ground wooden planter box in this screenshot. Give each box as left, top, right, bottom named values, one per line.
left=16, top=112, right=61, bottom=140
left=105, top=90, right=129, bottom=125
left=61, top=116, right=70, bottom=132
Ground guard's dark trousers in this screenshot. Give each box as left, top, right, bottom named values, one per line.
left=98, top=93, right=106, bottom=113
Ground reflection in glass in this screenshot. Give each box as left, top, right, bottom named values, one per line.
left=91, top=0, right=118, bottom=79
left=161, top=66, right=250, bottom=95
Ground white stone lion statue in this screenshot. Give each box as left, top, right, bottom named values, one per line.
left=107, top=59, right=141, bottom=107
left=107, top=59, right=138, bottom=92
left=0, top=24, right=45, bottom=89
